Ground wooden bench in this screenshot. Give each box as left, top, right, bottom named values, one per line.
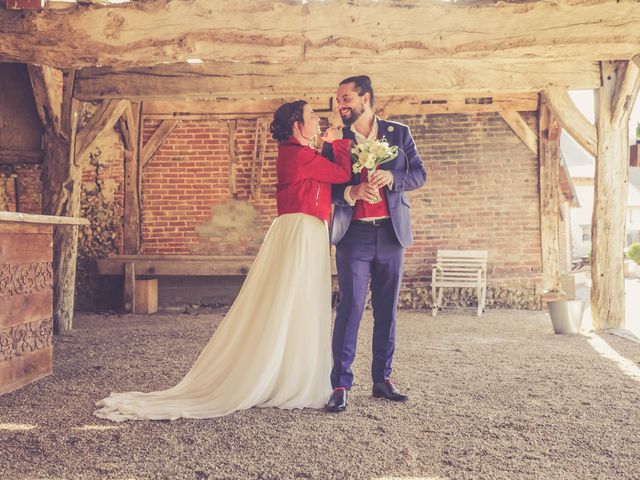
left=431, top=249, right=488, bottom=317
left=97, top=254, right=338, bottom=312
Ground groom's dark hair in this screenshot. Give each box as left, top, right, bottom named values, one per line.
left=339, top=75, right=374, bottom=107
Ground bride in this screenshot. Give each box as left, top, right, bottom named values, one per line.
left=94, top=100, right=351, bottom=421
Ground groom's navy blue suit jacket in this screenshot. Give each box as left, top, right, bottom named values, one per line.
left=322, top=118, right=427, bottom=248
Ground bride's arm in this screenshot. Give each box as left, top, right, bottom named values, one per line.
left=301, top=139, right=352, bottom=184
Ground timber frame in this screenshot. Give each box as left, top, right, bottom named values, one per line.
left=2, top=0, right=640, bottom=330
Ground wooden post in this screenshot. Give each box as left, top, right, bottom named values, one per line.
left=539, top=97, right=563, bottom=295
left=123, top=262, right=136, bottom=314
left=228, top=119, right=238, bottom=199
left=250, top=119, right=269, bottom=200
left=591, top=59, right=640, bottom=330
left=51, top=97, right=81, bottom=335
left=122, top=101, right=141, bottom=255
left=30, top=66, right=82, bottom=334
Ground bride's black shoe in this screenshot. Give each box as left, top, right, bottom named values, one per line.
left=326, top=387, right=348, bottom=412
left=372, top=380, right=408, bottom=402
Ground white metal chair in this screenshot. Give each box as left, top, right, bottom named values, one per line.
left=431, top=249, right=488, bottom=316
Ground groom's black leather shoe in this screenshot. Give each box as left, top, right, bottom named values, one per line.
left=326, top=387, right=348, bottom=412
left=372, top=380, right=409, bottom=402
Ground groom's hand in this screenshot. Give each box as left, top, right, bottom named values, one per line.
left=369, top=170, right=393, bottom=189
left=350, top=182, right=379, bottom=203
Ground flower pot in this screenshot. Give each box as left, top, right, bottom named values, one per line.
left=548, top=300, right=585, bottom=334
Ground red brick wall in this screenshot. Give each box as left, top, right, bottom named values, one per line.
left=141, top=119, right=278, bottom=255
left=15, top=165, right=42, bottom=213
left=137, top=112, right=543, bottom=305
left=0, top=165, right=42, bottom=214
left=397, top=112, right=542, bottom=289
left=0, top=103, right=547, bottom=309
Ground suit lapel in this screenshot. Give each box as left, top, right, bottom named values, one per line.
left=377, top=118, right=386, bottom=140
left=340, top=127, right=358, bottom=184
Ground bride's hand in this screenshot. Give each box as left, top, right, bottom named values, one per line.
left=321, top=126, right=343, bottom=143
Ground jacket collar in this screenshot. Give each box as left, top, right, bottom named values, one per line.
left=343, top=116, right=386, bottom=141
left=281, top=136, right=303, bottom=147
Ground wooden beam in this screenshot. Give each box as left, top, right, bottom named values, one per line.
left=123, top=102, right=141, bottom=255
left=543, top=88, right=597, bottom=157
left=123, top=262, right=135, bottom=314
left=499, top=110, right=538, bottom=155
left=2, top=1, right=640, bottom=69
left=73, top=61, right=601, bottom=100
left=97, top=255, right=257, bottom=276
left=141, top=94, right=539, bottom=119
left=39, top=85, right=82, bottom=333
left=250, top=119, right=269, bottom=201
left=74, top=99, right=128, bottom=162
left=60, top=70, right=75, bottom=140
left=27, top=64, right=63, bottom=137
left=118, top=101, right=136, bottom=152
left=591, top=61, right=632, bottom=331
left=142, top=98, right=335, bottom=117
left=228, top=120, right=238, bottom=199
left=0, top=149, right=43, bottom=164
left=538, top=99, right=563, bottom=294
left=141, top=120, right=179, bottom=168
left=0, top=211, right=88, bottom=226
left=611, top=54, right=640, bottom=129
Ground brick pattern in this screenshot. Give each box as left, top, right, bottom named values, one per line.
left=397, top=112, right=543, bottom=290
left=138, top=111, right=544, bottom=294
left=0, top=165, right=42, bottom=214
left=141, top=119, right=279, bottom=255
left=2, top=108, right=563, bottom=309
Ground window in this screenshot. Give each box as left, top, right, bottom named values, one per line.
left=581, top=225, right=591, bottom=242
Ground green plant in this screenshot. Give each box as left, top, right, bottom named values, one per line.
left=627, top=242, right=640, bottom=265
left=636, top=122, right=640, bottom=142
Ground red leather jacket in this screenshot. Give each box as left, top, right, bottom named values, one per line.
left=276, top=137, right=352, bottom=222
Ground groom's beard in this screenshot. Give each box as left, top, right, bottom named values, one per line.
left=340, top=103, right=365, bottom=126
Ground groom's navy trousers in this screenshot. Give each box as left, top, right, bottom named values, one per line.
left=332, top=220, right=404, bottom=388
left=323, top=119, right=426, bottom=390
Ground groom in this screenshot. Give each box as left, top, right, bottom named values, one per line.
left=323, top=75, right=427, bottom=412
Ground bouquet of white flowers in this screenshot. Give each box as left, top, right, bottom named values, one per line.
left=351, top=137, right=399, bottom=203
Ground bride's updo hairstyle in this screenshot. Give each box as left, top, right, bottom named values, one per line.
left=270, top=100, right=307, bottom=144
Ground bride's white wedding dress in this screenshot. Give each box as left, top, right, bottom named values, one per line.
left=94, top=213, right=333, bottom=421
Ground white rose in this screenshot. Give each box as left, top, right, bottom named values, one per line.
left=364, top=154, right=376, bottom=170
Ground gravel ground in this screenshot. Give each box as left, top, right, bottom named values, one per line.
left=1, top=308, right=640, bottom=480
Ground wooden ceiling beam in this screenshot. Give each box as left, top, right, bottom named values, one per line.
left=543, top=88, right=597, bottom=157
left=74, top=99, right=128, bottom=161
left=73, top=61, right=601, bottom=100
left=27, top=64, right=63, bottom=137
left=499, top=111, right=538, bottom=155
left=141, top=94, right=539, bottom=119
left=611, top=54, right=640, bottom=129
left=1, top=0, right=640, bottom=69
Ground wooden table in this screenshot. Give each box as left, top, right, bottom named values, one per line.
left=0, top=211, right=88, bottom=395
